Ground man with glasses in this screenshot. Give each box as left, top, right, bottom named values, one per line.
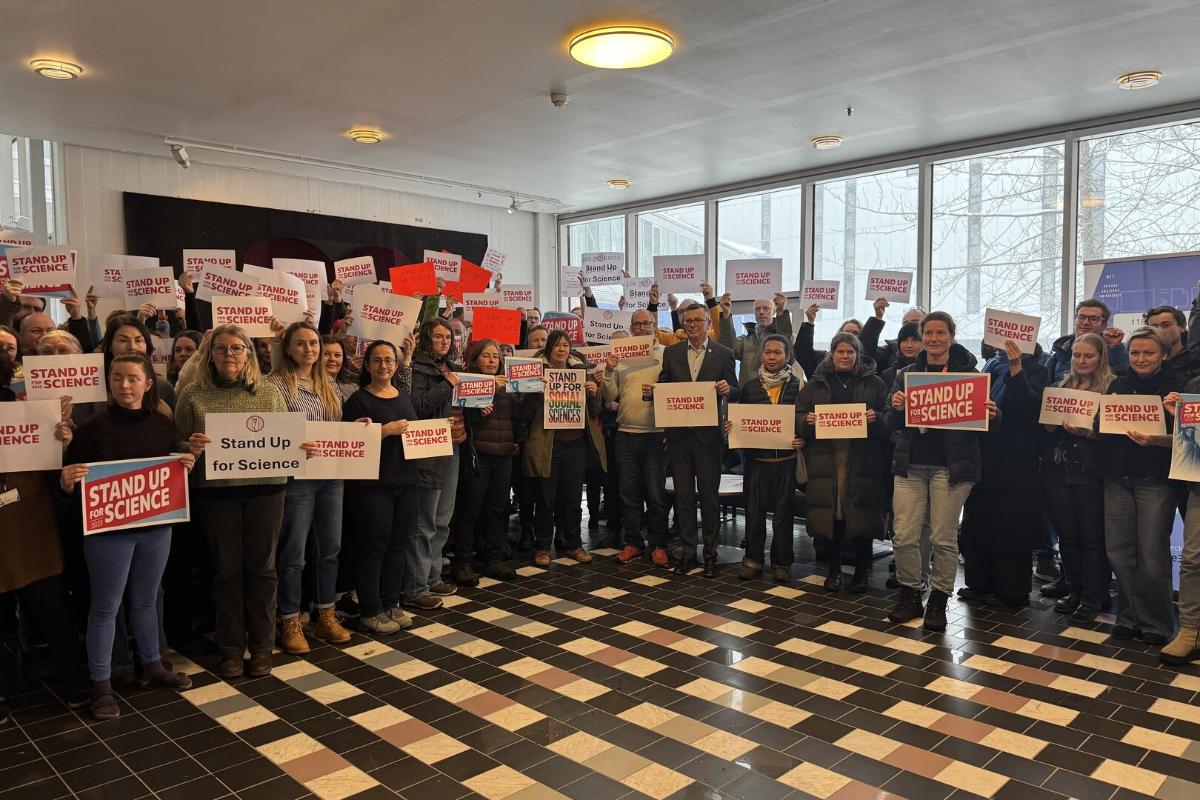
left=717, top=294, right=793, bottom=381
left=1043, top=299, right=1128, bottom=383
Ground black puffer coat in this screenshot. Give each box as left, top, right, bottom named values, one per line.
left=410, top=349, right=457, bottom=489
left=735, top=371, right=804, bottom=460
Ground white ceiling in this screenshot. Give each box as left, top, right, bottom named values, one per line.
left=4, top=0, right=1200, bottom=213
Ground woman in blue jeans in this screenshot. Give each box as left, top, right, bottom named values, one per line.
left=266, top=321, right=351, bottom=653
left=60, top=353, right=196, bottom=720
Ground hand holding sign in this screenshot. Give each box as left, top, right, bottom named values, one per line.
left=983, top=308, right=1040, bottom=355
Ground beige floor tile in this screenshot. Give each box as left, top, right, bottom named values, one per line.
left=659, top=606, right=698, bottom=621
left=502, top=657, right=552, bottom=677
left=837, top=729, right=898, bottom=760
left=667, top=637, right=716, bottom=656
left=751, top=701, right=811, bottom=728
left=729, top=656, right=780, bottom=677
left=511, top=621, right=557, bottom=637
left=618, top=703, right=678, bottom=730
left=883, top=700, right=942, bottom=728
left=557, top=678, right=610, bottom=702
left=815, top=620, right=860, bottom=638
left=777, top=637, right=824, bottom=656
left=990, top=635, right=1042, bottom=654
left=583, top=747, right=653, bottom=780
left=1059, top=626, right=1110, bottom=644
left=273, top=659, right=323, bottom=681
left=386, top=660, right=437, bottom=680
left=1091, top=759, right=1166, bottom=795
left=563, top=606, right=607, bottom=621
left=548, top=731, right=613, bottom=761
left=515, top=566, right=543, bottom=577
left=1048, top=674, right=1106, bottom=698
left=1171, top=672, right=1200, bottom=692
left=521, top=593, right=559, bottom=607
left=431, top=679, right=487, bottom=703
left=304, top=766, right=378, bottom=800
left=403, top=733, right=470, bottom=763
left=846, top=654, right=898, bottom=676
left=692, top=730, right=756, bottom=759
left=308, top=681, right=363, bottom=705
left=486, top=704, right=548, bottom=731
left=1150, top=697, right=1200, bottom=725
left=621, top=763, right=692, bottom=800
left=777, top=762, right=851, bottom=798
left=589, top=586, right=628, bottom=599
left=462, top=765, right=537, bottom=800
left=978, top=727, right=1046, bottom=759
left=470, top=607, right=513, bottom=622
left=934, top=761, right=1008, bottom=797
left=714, top=620, right=761, bottom=637
left=1015, top=699, right=1077, bottom=727
left=476, top=576, right=502, bottom=587
left=630, top=574, right=669, bottom=587
left=438, top=594, right=470, bottom=608
left=182, top=681, right=239, bottom=705
left=1121, top=726, right=1192, bottom=757
left=258, top=733, right=324, bottom=763
left=507, top=785, right=570, bottom=800
left=925, top=676, right=980, bottom=700
left=763, top=585, right=803, bottom=599
left=350, top=706, right=411, bottom=732
left=560, top=637, right=607, bottom=656
left=1073, top=653, right=1129, bottom=674
left=454, top=639, right=502, bottom=658
left=678, top=678, right=730, bottom=701
left=615, top=656, right=664, bottom=677
left=802, top=677, right=858, bottom=700
left=409, top=622, right=457, bottom=640
left=722, top=690, right=768, bottom=714
left=654, top=715, right=714, bottom=745
left=886, top=635, right=935, bottom=655
left=613, top=620, right=657, bottom=637
left=727, top=598, right=771, bottom=614
left=221, top=706, right=279, bottom=732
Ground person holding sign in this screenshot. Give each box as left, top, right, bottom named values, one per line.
left=60, top=353, right=197, bottom=720
left=1039, top=333, right=1114, bottom=622
left=342, top=340, right=421, bottom=635
left=728, top=335, right=804, bottom=583
left=1163, top=376, right=1200, bottom=666
left=525, top=330, right=605, bottom=567
left=797, top=334, right=890, bottom=593
left=717, top=295, right=794, bottom=381
left=98, top=315, right=177, bottom=413
left=794, top=304, right=867, bottom=379
left=1098, top=326, right=1181, bottom=646
left=174, top=325, right=292, bottom=679
left=886, top=312, right=997, bottom=632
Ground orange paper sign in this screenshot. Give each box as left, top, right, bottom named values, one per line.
left=471, top=307, right=522, bottom=345
left=389, top=264, right=437, bottom=297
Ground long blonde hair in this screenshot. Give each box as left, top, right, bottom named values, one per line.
left=1061, top=332, right=1115, bottom=392
left=190, top=324, right=262, bottom=392
left=273, top=322, right=341, bottom=418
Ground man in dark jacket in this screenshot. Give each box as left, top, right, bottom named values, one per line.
left=717, top=294, right=793, bottom=381
left=1043, top=298, right=1129, bottom=383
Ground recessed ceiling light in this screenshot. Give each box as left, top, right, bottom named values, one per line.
left=30, top=58, right=83, bottom=80
left=1116, top=70, right=1162, bottom=90
left=811, top=135, right=843, bottom=150
left=607, top=178, right=632, bottom=190
left=347, top=129, right=384, bottom=144
left=569, top=26, right=674, bottom=69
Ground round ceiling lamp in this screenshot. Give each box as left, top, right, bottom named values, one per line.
left=30, top=58, right=83, bottom=80
left=347, top=129, right=384, bottom=144
left=607, top=178, right=632, bottom=190
left=1116, top=70, right=1162, bottom=90
left=569, top=26, right=674, bottom=69
left=811, top=135, right=844, bottom=150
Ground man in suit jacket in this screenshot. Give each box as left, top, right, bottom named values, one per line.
left=644, top=302, right=739, bottom=577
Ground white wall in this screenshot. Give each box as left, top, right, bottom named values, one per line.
left=60, top=144, right=555, bottom=295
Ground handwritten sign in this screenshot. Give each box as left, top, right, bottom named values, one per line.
left=81, top=456, right=190, bottom=535
left=1099, top=395, right=1165, bottom=436
left=904, top=373, right=990, bottom=431
left=480, top=246, right=506, bottom=274
left=424, top=250, right=462, bottom=281
left=24, top=353, right=107, bottom=403
left=402, top=419, right=454, bottom=459
left=123, top=267, right=178, bottom=310
left=7, top=245, right=77, bottom=297
left=458, top=260, right=493, bottom=294
left=212, top=296, right=274, bottom=337
left=389, top=263, right=437, bottom=297
left=654, top=382, right=717, bottom=428
left=301, top=421, right=381, bottom=480
left=622, top=277, right=654, bottom=310
left=728, top=403, right=794, bottom=449
left=244, top=265, right=308, bottom=325
left=726, top=258, right=782, bottom=301
left=333, top=256, right=377, bottom=288
left=204, top=411, right=307, bottom=479
left=471, top=307, right=522, bottom=345
left=183, top=249, right=235, bottom=276
left=653, top=254, right=704, bottom=293
left=1170, top=394, right=1200, bottom=481
left=582, top=251, right=624, bottom=286
left=814, top=403, right=868, bottom=439
left=505, top=357, right=543, bottom=393
left=1038, top=388, right=1101, bottom=427
left=350, top=287, right=422, bottom=343
left=983, top=308, right=1040, bottom=355
left=864, top=270, right=913, bottom=303
left=544, top=368, right=586, bottom=429
left=197, top=265, right=256, bottom=302
left=561, top=267, right=583, bottom=296
left=0, top=399, right=65, bottom=472
left=800, top=280, right=840, bottom=309
left=583, top=308, right=633, bottom=343
left=501, top=284, right=535, bottom=306
left=541, top=312, right=585, bottom=345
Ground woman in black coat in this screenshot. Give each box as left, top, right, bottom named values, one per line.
left=797, top=333, right=890, bottom=593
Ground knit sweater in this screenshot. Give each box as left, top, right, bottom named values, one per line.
left=67, top=404, right=177, bottom=464
left=175, top=378, right=289, bottom=488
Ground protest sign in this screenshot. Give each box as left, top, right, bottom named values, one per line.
left=389, top=263, right=438, bottom=296
left=300, top=421, right=381, bottom=481
left=471, top=307, right=522, bottom=345
left=243, top=266, right=307, bottom=325
left=480, top=246, right=506, bottom=274
left=273, top=258, right=327, bottom=290
left=864, top=270, right=913, bottom=303
left=452, top=373, right=496, bottom=408
left=582, top=252, right=624, bottom=286
left=204, top=411, right=307, bottom=479
left=622, top=276, right=654, bottom=310
left=197, top=265, right=256, bottom=302
left=182, top=249, right=235, bottom=276
left=800, top=280, right=840, bottom=309
left=94, top=254, right=159, bottom=299
left=561, top=267, right=583, bottom=295
left=80, top=456, right=190, bottom=535
left=725, top=258, right=782, bottom=301
left=654, top=382, right=718, bottom=428
left=904, top=373, right=990, bottom=431
left=463, top=292, right=505, bottom=309
left=23, top=354, right=107, bottom=403
left=983, top=308, right=1040, bottom=355
left=501, top=284, right=535, bottom=306
left=653, top=254, right=704, bottom=293
left=583, top=308, right=633, bottom=343
left=1170, top=394, right=1200, bottom=481
left=610, top=335, right=655, bottom=368
left=1038, top=388, right=1101, bottom=427
left=402, top=419, right=454, bottom=459
left=458, top=261, right=494, bottom=293
left=333, top=256, right=377, bottom=288
left=814, top=403, right=869, bottom=439
left=350, top=290, right=421, bottom=343
left=0, top=399, right=64, bottom=472
left=0, top=231, right=35, bottom=282
left=728, top=403, right=795, bottom=449
left=542, top=312, right=585, bottom=344
left=123, top=267, right=178, bottom=310
left=578, top=345, right=612, bottom=374
left=212, top=296, right=274, bottom=337
left=544, top=368, right=586, bottom=429
left=505, top=357, right=544, bottom=393
left=7, top=245, right=77, bottom=297
left=1099, top=395, right=1165, bottom=436
left=424, top=250, right=462, bottom=281
left=150, top=337, right=174, bottom=380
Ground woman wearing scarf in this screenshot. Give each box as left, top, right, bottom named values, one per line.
left=796, top=334, right=890, bottom=592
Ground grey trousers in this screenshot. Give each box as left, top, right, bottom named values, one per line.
left=892, top=465, right=974, bottom=595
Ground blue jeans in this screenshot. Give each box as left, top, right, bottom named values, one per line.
left=617, top=432, right=669, bottom=550
left=84, top=526, right=172, bottom=681
left=406, top=445, right=459, bottom=600
left=1103, top=477, right=1176, bottom=639
left=277, top=479, right=344, bottom=615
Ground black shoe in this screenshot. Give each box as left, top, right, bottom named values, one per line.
left=738, top=560, right=762, bottom=581
left=702, top=559, right=718, bottom=579
left=335, top=594, right=361, bottom=620
left=1034, top=555, right=1060, bottom=583
left=1112, top=624, right=1140, bottom=640
left=824, top=569, right=844, bottom=592
left=888, top=586, right=924, bottom=623
left=924, top=590, right=949, bottom=632
left=452, top=563, right=480, bottom=587
left=1071, top=602, right=1100, bottom=622
left=0, top=697, right=8, bottom=727
left=588, top=517, right=600, bottom=531
left=1040, top=580, right=1070, bottom=599
left=1054, top=594, right=1081, bottom=614
left=885, top=575, right=900, bottom=589
left=773, top=566, right=790, bottom=583
left=956, top=586, right=984, bottom=602
left=673, top=558, right=695, bottom=576
left=847, top=565, right=868, bottom=594
left=484, top=561, right=517, bottom=581
left=1141, top=631, right=1170, bottom=646
left=517, top=528, right=534, bottom=552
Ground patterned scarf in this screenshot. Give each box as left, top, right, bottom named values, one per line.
left=758, top=363, right=792, bottom=390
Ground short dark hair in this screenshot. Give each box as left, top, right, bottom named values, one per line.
left=358, top=340, right=399, bottom=387
left=920, top=311, right=957, bottom=337
left=1143, top=305, right=1186, bottom=328
left=542, top=329, right=573, bottom=360
left=321, top=335, right=357, bottom=384
left=1075, top=298, right=1110, bottom=322
left=417, top=317, right=453, bottom=357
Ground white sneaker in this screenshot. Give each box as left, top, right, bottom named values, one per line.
left=386, top=607, right=413, bottom=629
left=359, top=612, right=401, bottom=635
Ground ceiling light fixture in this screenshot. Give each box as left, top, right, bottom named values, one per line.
left=811, top=135, right=844, bottom=150
left=569, top=25, right=674, bottom=69
left=30, top=58, right=83, bottom=80
left=607, top=178, right=632, bottom=190
left=347, top=129, right=384, bottom=144
left=507, top=197, right=519, bottom=214
left=1116, top=70, right=1162, bottom=90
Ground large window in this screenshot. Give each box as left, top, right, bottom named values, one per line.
left=2, top=134, right=57, bottom=241
left=566, top=215, right=624, bottom=310
left=932, top=143, right=1065, bottom=354
left=637, top=203, right=704, bottom=326
left=716, top=187, right=803, bottom=294
left=812, top=169, right=919, bottom=346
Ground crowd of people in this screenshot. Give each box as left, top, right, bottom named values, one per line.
left=1, top=268, right=1199, bottom=729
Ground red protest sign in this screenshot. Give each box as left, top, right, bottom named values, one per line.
left=389, top=264, right=437, bottom=297
left=442, top=279, right=465, bottom=302
left=904, top=373, right=990, bottom=431
left=541, top=312, right=584, bottom=345
left=458, top=260, right=493, bottom=293
left=471, top=307, right=522, bottom=345
left=81, top=456, right=190, bottom=535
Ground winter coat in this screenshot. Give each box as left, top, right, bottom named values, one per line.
left=735, top=370, right=803, bottom=460
left=523, top=354, right=606, bottom=477
left=717, top=313, right=794, bottom=380
left=1043, top=332, right=1129, bottom=383
left=1098, top=368, right=1181, bottom=481
left=467, top=390, right=534, bottom=457
left=410, top=350, right=458, bottom=489
left=796, top=360, right=890, bottom=540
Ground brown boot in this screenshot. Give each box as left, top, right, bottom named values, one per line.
left=1160, top=626, right=1200, bottom=666
left=277, top=615, right=310, bottom=654
left=247, top=652, right=272, bottom=678
left=314, top=607, right=351, bottom=644
left=216, top=650, right=244, bottom=679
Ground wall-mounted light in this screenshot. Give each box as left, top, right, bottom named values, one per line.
left=30, top=58, right=83, bottom=80
left=507, top=198, right=519, bottom=214
left=569, top=26, right=674, bottom=69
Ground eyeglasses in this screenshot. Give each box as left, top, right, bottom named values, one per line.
left=682, top=317, right=708, bottom=325
left=370, top=358, right=396, bottom=366
left=1075, top=314, right=1104, bottom=324
left=213, top=344, right=248, bottom=355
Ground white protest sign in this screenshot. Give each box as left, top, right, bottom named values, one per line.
left=204, top=412, right=307, bottom=479
left=654, top=254, right=704, bottom=294
left=301, top=421, right=381, bottom=480
left=983, top=308, right=1040, bottom=355
left=622, top=276, right=655, bottom=310
left=1098, top=395, right=1165, bottom=436
left=501, top=284, right=535, bottom=306
left=480, top=246, right=506, bottom=274
left=402, top=419, right=454, bottom=459
left=92, top=255, right=139, bottom=299
left=725, top=258, right=782, bottom=301
left=654, top=382, right=717, bottom=428
left=212, top=296, right=275, bottom=337
left=197, top=265, right=256, bottom=302
left=350, top=289, right=421, bottom=343
left=864, top=270, right=913, bottom=303
left=610, top=335, right=655, bottom=368
left=0, top=231, right=35, bottom=282
left=583, top=308, right=633, bottom=343
left=728, top=403, right=795, bottom=449
left=578, top=345, right=611, bottom=374
left=182, top=249, right=235, bottom=276
left=123, top=267, right=178, bottom=310
left=462, top=292, right=507, bottom=309
left=23, top=354, right=107, bottom=403
left=0, top=399, right=63, bottom=472
left=423, top=250, right=462, bottom=281
left=244, top=266, right=308, bottom=325
left=333, top=256, right=377, bottom=288
left=7, top=245, right=77, bottom=297
left=273, top=258, right=327, bottom=289
left=544, top=368, right=587, bottom=429
left=150, top=337, right=174, bottom=380
left=800, top=280, right=840, bottom=309
left=561, top=267, right=583, bottom=296
left=1038, top=388, right=1101, bottom=427
left=814, top=403, right=869, bottom=439
left=582, top=251, right=624, bottom=286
